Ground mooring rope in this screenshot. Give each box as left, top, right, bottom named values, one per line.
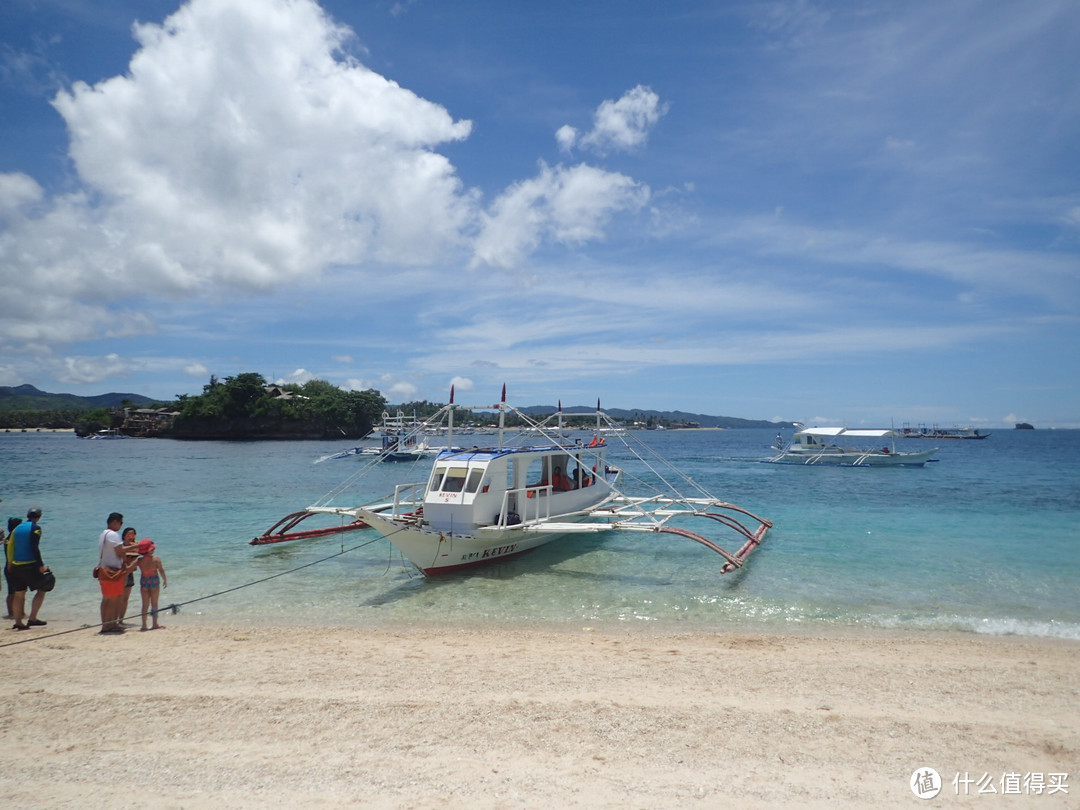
left=0, top=533, right=390, bottom=649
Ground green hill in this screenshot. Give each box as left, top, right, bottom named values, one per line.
left=0, top=384, right=159, bottom=412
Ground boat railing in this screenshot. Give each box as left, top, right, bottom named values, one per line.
left=492, top=485, right=553, bottom=527
left=390, top=481, right=427, bottom=515
left=520, top=484, right=554, bottom=524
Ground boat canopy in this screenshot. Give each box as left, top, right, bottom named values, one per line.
left=797, top=427, right=896, bottom=439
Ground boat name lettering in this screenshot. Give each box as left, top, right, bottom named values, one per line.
left=460, top=544, right=517, bottom=562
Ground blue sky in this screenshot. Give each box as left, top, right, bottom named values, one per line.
left=1, top=0, right=1077, bottom=427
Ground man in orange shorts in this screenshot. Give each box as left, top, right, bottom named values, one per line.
left=97, top=512, right=137, bottom=634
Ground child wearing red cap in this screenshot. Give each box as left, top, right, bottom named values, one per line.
left=136, top=539, right=168, bottom=631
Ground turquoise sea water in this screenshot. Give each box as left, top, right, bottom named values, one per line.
left=2, top=428, right=1078, bottom=638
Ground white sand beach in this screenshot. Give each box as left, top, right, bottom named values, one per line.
left=1, top=622, right=1077, bottom=808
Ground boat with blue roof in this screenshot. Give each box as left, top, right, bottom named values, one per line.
left=298, top=386, right=773, bottom=576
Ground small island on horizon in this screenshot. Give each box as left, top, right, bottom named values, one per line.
left=1, top=379, right=793, bottom=439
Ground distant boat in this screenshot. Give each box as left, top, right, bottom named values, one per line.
left=372, top=410, right=441, bottom=461
left=378, top=431, right=439, bottom=462
left=83, top=428, right=129, bottom=440
left=1015, top=422, right=1035, bottom=430
left=897, top=424, right=991, bottom=440
left=321, top=445, right=379, bottom=461
left=320, top=409, right=442, bottom=463
left=767, top=425, right=938, bottom=467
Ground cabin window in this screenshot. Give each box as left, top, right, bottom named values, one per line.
left=567, top=456, right=586, bottom=488
left=550, top=457, right=573, bottom=492
left=465, top=468, right=484, bottom=494
left=441, top=467, right=467, bottom=492
left=526, top=457, right=548, bottom=489
left=429, top=466, right=447, bottom=491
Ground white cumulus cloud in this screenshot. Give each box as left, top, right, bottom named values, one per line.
left=57, top=353, right=132, bottom=385
left=0, top=173, right=43, bottom=215
left=50, top=0, right=474, bottom=290
left=472, top=162, right=648, bottom=269
left=387, top=381, right=418, bottom=400
left=279, top=368, right=317, bottom=385
left=0, top=0, right=658, bottom=383
left=577, top=85, right=668, bottom=155
left=555, top=124, right=577, bottom=152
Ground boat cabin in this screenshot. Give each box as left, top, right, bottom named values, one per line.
left=421, top=443, right=610, bottom=534
left=779, top=426, right=910, bottom=460
left=793, top=426, right=895, bottom=448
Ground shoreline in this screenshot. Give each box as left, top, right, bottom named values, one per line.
left=2, top=621, right=1077, bottom=808
left=1, top=427, right=76, bottom=433
left=9, top=577, right=1080, bottom=644
left=13, top=595, right=1080, bottom=643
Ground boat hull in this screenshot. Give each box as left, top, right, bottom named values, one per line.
left=357, top=509, right=591, bottom=575
left=768, top=448, right=938, bottom=467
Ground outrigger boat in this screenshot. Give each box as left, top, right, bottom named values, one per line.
left=896, top=424, right=991, bottom=440
left=83, top=428, right=129, bottom=440
left=322, top=410, right=439, bottom=462
left=272, top=386, right=772, bottom=576
left=768, top=424, right=938, bottom=467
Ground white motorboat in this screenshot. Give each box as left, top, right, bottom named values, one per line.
left=298, top=387, right=772, bottom=576
left=83, top=428, right=129, bottom=440
left=768, top=425, right=938, bottom=467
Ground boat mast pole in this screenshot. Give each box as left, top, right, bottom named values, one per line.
left=448, top=385, right=455, bottom=449
left=498, top=383, right=506, bottom=451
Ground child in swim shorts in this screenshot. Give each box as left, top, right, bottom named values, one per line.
left=136, top=539, right=168, bottom=631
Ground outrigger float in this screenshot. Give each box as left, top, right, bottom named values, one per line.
left=257, top=386, right=772, bottom=576
left=250, top=511, right=369, bottom=545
